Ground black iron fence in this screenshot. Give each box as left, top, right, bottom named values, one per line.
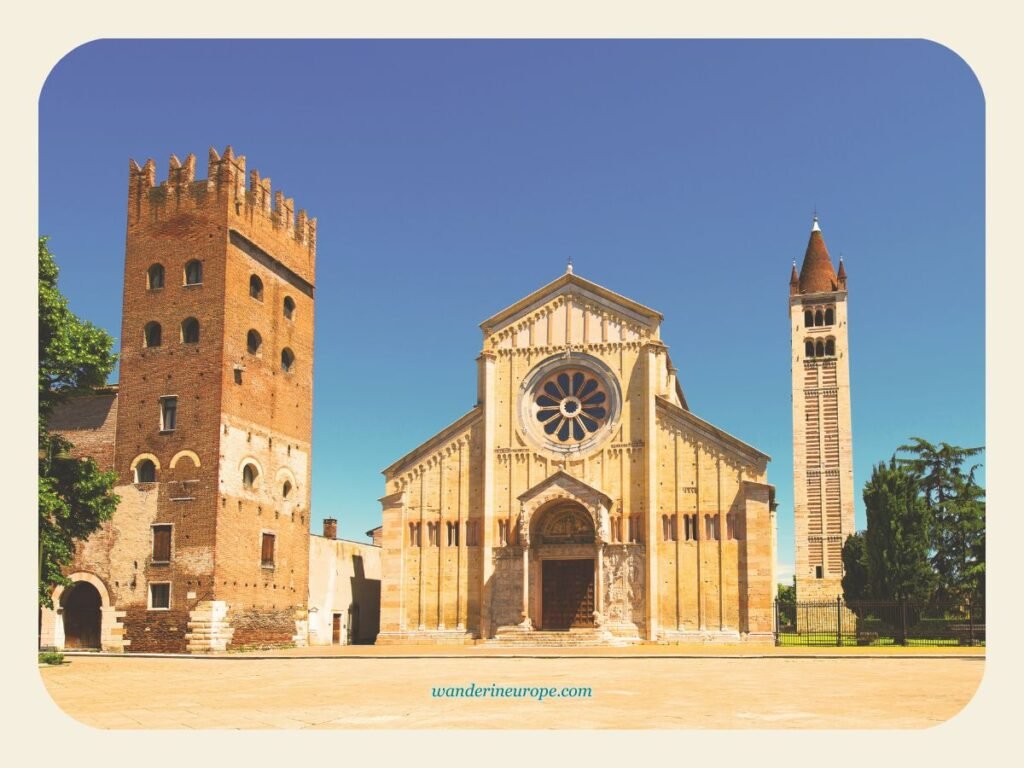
left=775, top=596, right=985, bottom=646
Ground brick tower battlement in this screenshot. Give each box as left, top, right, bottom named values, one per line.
left=128, top=146, right=316, bottom=284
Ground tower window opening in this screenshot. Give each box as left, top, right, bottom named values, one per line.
left=281, top=347, right=295, bottom=373
left=804, top=309, right=813, bottom=328
left=283, top=296, right=295, bottom=320
left=815, top=565, right=823, bottom=579
left=805, top=340, right=814, bottom=358
left=824, top=307, right=835, bottom=325
left=247, top=329, right=262, bottom=355
left=815, top=340, right=825, bottom=358
left=242, top=463, right=259, bottom=490
left=825, top=338, right=836, bottom=357
left=144, top=321, right=162, bottom=348
left=249, top=274, right=264, bottom=301
left=184, top=260, right=203, bottom=285
left=135, top=459, right=157, bottom=484
left=148, top=263, right=165, bottom=290
left=159, top=396, right=177, bottom=431
left=814, top=309, right=824, bottom=326
left=181, top=317, right=200, bottom=344
left=282, top=480, right=292, bottom=499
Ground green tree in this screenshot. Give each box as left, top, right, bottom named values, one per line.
left=841, top=531, right=870, bottom=602
left=776, top=579, right=796, bottom=629
left=38, top=237, right=119, bottom=608
left=863, top=458, right=936, bottom=601
left=896, top=438, right=985, bottom=603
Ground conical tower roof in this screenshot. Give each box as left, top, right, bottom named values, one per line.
left=797, top=216, right=839, bottom=294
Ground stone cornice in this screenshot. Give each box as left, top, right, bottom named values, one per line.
left=480, top=272, right=663, bottom=337
left=380, top=406, right=482, bottom=478
left=655, top=396, right=770, bottom=465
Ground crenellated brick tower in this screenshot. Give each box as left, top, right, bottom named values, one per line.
left=110, top=146, right=316, bottom=651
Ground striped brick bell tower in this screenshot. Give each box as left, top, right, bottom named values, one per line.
left=789, top=216, right=855, bottom=605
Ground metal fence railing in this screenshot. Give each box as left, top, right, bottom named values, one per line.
left=775, top=596, right=985, bottom=646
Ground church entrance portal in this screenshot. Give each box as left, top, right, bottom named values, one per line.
left=61, top=581, right=102, bottom=649
left=541, top=559, right=595, bottom=629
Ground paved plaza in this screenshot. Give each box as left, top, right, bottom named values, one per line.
left=38, top=646, right=984, bottom=729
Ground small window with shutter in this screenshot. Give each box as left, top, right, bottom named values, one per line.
left=261, top=532, right=276, bottom=568
left=152, top=525, right=172, bottom=563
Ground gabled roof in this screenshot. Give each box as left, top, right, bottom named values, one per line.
left=381, top=406, right=482, bottom=477
left=517, top=470, right=613, bottom=506
left=480, top=270, right=663, bottom=336
left=656, top=396, right=770, bottom=465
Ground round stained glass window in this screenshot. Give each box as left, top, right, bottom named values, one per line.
left=519, top=354, right=621, bottom=453
left=535, top=369, right=609, bottom=443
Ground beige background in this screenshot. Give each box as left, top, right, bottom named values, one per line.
left=4, top=1, right=1019, bottom=765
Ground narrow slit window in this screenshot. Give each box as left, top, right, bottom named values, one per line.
left=160, top=396, right=177, bottom=431
left=283, top=296, right=295, bottom=320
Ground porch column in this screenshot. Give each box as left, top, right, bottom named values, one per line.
left=595, top=545, right=605, bottom=625
left=520, top=546, right=532, bottom=627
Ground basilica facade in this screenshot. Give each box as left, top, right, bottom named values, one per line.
left=378, top=269, right=777, bottom=644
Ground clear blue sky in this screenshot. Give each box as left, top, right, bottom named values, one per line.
left=39, top=39, right=984, bottom=579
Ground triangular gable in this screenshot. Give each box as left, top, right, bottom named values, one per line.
left=480, top=271, right=663, bottom=338
left=517, top=470, right=613, bottom=507
left=656, top=396, right=770, bottom=466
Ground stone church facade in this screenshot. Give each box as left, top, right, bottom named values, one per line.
left=378, top=269, right=777, bottom=644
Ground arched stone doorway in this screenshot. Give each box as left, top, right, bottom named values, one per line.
left=531, top=502, right=598, bottom=630
left=61, top=581, right=102, bottom=649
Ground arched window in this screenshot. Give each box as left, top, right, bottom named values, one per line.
left=181, top=317, right=199, bottom=344
left=825, top=307, right=835, bottom=325
left=135, top=459, right=156, bottom=484
left=825, top=338, right=836, bottom=356
left=815, top=340, right=825, bottom=357
left=283, top=296, right=295, bottom=320
left=282, top=480, right=292, bottom=499
left=805, top=340, right=815, bottom=358
left=249, top=275, right=263, bottom=301
left=148, top=264, right=165, bottom=290
left=144, top=321, right=162, bottom=348
left=814, top=309, right=824, bottom=327
left=246, top=330, right=262, bottom=355
left=804, top=309, right=813, bottom=328
left=281, top=347, right=295, bottom=373
left=184, top=260, right=203, bottom=285
left=242, top=463, right=259, bottom=490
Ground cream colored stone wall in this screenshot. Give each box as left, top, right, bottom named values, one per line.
left=790, top=292, right=855, bottom=604
left=307, top=535, right=381, bottom=645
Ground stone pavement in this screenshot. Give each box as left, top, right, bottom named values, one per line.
left=38, top=646, right=984, bottom=729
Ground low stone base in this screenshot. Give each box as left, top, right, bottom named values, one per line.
left=375, top=630, right=476, bottom=646
left=656, top=629, right=744, bottom=644
left=185, top=600, right=234, bottom=653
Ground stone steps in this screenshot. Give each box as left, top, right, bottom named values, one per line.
left=487, top=628, right=641, bottom=648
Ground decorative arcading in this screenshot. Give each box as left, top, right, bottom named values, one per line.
left=127, top=145, right=317, bottom=258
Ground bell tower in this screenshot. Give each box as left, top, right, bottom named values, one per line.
left=789, top=216, right=855, bottom=602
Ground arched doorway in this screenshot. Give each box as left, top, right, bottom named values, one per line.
left=61, top=581, right=102, bottom=649
left=532, top=503, right=597, bottom=630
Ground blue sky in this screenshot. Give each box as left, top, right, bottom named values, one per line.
left=39, top=39, right=984, bottom=579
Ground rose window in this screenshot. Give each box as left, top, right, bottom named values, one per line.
left=534, top=369, right=609, bottom=443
